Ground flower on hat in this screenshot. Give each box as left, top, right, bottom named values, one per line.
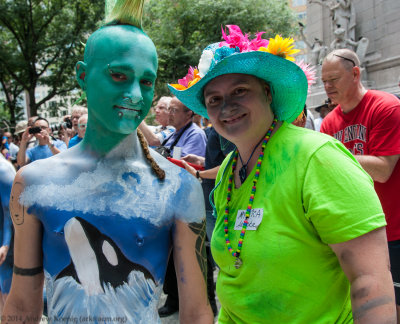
left=170, top=25, right=305, bottom=91
left=249, top=31, right=269, bottom=51
left=220, top=25, right=250, bottom=52
left=198, top=49, right=214, bottom=78
left=259, top=34, right=299, bottom=61
left=170, top=66, right=201, bottom=90
left=296, top=60, right=317, bottom=92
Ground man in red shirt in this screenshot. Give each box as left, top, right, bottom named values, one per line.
left=321, top=48, right=400, bottom=319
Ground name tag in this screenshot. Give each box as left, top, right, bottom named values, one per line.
left=234, top=208, right=263, bottom=230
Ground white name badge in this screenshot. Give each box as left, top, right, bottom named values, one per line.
left=234, top=208, right=263, bottom=230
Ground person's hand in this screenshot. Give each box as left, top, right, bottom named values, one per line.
left=0, top=245, right=9, bottom=265
left=181, top=160, right=197, bottom=178
left=182, top=154, right=205, bottom=166
left=59, top=125, right=74, bottom=141
left=37, top=129, right=51, bottom=145
left=20, top=127, right=33, bottom=144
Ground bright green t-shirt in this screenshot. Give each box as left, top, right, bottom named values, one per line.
left=211, top=122, right=386, bottom=324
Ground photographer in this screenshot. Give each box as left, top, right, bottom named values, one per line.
left=66, top=106, right=88, bottom=148
left=17, top=117, right=67, bottom=167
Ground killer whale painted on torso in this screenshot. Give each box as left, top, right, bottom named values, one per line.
left=19, top=135, right=205, bottom=322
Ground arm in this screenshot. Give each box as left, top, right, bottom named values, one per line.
left=181, top=161, right=220, bottom=180
left=138, top=121, right=162, bottom=146
left=330, top=227, right=396, bottom=323
left=298, top=24, right=313, bottom=49
left=0, top=162, right=15, bottom=265
left=181, top=154, right=205, bottom=166
left=3, top=173, right=44, bottom=323
left=16, top=129, right=33, bottom=167
left=173, top=219, right=213, bottom=324
left=59, top=126, right=74, bottom=147
left=355, top=154, right=400, bottom=183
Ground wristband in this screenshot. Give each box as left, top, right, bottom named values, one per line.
left=196, top=170, right=202, bottom=179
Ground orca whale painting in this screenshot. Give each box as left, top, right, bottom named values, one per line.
left=46, top=217, right=162, bottom=323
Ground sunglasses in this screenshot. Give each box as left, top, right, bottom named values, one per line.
left=333, top=54, right=356, bottom=67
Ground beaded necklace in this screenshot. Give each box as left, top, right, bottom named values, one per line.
left=224, top=118, right=277, bottom=269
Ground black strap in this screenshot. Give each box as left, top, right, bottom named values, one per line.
left=162, top=122, right=192, bottom=152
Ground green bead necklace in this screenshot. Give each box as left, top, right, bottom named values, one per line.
left=224, top=119, right=277, bottom=269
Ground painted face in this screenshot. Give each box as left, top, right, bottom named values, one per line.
left=321, top=58, right=356, bottom=105
left=81, top=26, right=157, bottom=135
left=168, top=98, right=192, bottom=131
left=203, top=74, right=273, bottom=145
left=154, top=100, right=169, bottom=127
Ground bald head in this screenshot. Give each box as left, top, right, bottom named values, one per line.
left=324, top=49, right=360, bottom=72
left=83, top=24, right=157, bottom=68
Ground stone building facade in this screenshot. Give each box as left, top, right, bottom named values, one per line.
left=305, top=0, right=400, bottom=109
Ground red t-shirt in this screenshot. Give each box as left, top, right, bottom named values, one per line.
left=321, top=90, right=400, bottom=241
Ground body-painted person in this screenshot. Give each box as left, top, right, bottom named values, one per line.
left=169, top=25, right=397, bottom=323
left=0, top=155, right=15, bottom=312
left=3, top=1, right=213, bottom=323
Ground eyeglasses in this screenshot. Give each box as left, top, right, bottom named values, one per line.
left=170, top=107, right=191, bottom=114
left=333, top=54, right=356, bottom=67
left=169, top=108, right=181, bottom=114
left=78, top=123, right=87, bottom=129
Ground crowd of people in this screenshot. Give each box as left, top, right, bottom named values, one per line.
left=0, top=0, right=399, bottom=323
left=1, top=106, right=88, bottom=171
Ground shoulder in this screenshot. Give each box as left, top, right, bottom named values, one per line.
left=365, top=90, right=400, bottom=110
left=280, top=122, right=338, bottom=149
left=150, top=149, right=201, bottom=188
left=19, top=149, right=77, bottom=187
left=0, top=157, right=15, bottom=184
left=187, top=123, right=206, bottom=136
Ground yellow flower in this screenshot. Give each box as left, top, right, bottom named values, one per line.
left=170, top=84, right=188, bottom=90
left=263, top=35, right=300, bottom=62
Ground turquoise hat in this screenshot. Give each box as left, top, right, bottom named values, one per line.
left=168, top=26, right=310, bottom=123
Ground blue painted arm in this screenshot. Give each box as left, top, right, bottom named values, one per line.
left=0, top=159, right=16, bottom=247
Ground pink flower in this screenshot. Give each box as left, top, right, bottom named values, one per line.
left=296, top=60, right=317, bottom=92
left=249, top=32, right=269, bottom=51
left=219, top=25, right=250, bottom=52
left=178, top=66, right=197, bottom=87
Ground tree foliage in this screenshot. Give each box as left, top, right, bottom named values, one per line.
left=143, top=0, right=298, bottom=97
left=0, top=0, right=104, bottom=126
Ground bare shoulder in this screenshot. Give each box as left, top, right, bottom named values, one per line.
left=0, top=157, right=15, bottom=184
left=20, top=147, right=92, bottom=187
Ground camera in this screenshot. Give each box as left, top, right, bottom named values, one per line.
left=28, top=126, right=42, bottom=134
left=50, top=117, right=73, bottom=133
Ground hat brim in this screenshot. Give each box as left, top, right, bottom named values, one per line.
left=315, top=104, right=328, bottom=112
left=168, top=51, right=308, bottom=123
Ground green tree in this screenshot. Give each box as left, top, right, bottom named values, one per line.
left=143, top=0, right=298, bottom=97
left=0, top=0, right=104, bottom=125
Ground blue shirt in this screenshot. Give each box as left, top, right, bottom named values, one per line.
left=164, top=122, right=207, bottom=157
left=26, top=139, right=67, bottom=163
left=68, top=135, right=82, bottom=148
